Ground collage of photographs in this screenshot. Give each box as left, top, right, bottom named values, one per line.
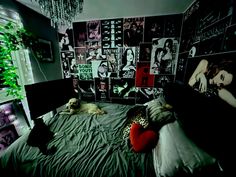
left=57, top=14, right=183, bottom=104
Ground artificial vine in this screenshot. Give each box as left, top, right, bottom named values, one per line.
left=0, top=22, right=42, bottom=99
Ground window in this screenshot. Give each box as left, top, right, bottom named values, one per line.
left=0, top=6, right=34, bottom=104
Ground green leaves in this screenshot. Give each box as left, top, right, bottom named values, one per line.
left=0, top=22, right=38, bottom=100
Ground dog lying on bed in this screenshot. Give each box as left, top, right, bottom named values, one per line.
left=60, top=98, right=106, bottom=115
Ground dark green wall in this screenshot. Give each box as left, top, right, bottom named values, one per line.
left=0, top=0, right=62, bottom=83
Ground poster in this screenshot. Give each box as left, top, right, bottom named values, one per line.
left=94, top=78, right=110, bottom=102
left=144, top=16, right=165, bottom=42
left=85, top=41, right=105, bottom=63
left=101, top=18, right=123, bottom=49
left=135, top=62, right=154, bottom=87
left=75, top=47, right=86, bottom=64
left=150, top=38, right=179, bottom=75
left=119, top=47, right=138, bottom=78
left=58, top=27, right=74, bottom=51
left=123, top=17, right=144, bottom=47
left=87, top=20, right=101, bottom=41
left=139, top=43, right=152, bottom=62
left=73, top=22, right=87, bottom=47
left=78, top=64, right=93, bottom=80
left=78, top=80, right=95, bottom=101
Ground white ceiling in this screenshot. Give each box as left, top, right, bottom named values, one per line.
left=16, top=0, right=195, bottom=22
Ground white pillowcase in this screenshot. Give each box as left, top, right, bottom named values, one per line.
left=152, top=120, right=217, bottom=177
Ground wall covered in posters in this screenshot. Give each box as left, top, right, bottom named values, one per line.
left=58, top=14, right=183, bottom=104
left=176, top=0, right=236, bottom=108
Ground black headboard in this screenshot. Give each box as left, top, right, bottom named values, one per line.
left=24, top=78, right=75, bottom=120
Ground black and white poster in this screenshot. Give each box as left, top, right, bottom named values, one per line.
left=123, top=17, right=144, bottom=47
left=144, top=16, right=165, bottom=42
left=154, top=75, right=174, bottom=88
left=110, top=78, right=136, bottom=99
left=101, top=18, right=123, bottom=50
left=119, top=47, right=138, bottom=78
left=87, top=20, right=101, bottom=41
left=78, top=80, right=95, bottom=101
left=75, top=47, right=86, bottom=64
left=150, top=38, right=179, bottom=75
left=94, top=77, right=110, bottom=102
left=91, top=60, right=110, bottom=78
left=58, top=27, right=74, bottom=51
left=73, top=22, right=87, bottom=47
left=85, top=41, right=105, bottom=63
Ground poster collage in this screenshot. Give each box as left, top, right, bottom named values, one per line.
left=176, top=0, right=236, bottom=108
left=58, top=14, right=182, bottom=104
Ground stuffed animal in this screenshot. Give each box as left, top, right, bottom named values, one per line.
left=61, top=98, right=106, bottom=115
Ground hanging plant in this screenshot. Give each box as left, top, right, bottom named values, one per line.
left=0, top=22, right=42, bottom=99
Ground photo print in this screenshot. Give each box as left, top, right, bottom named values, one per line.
left=154, top=75, right=174, bottom=88
left=91, top=60, right=110, bottom=78
left=101, top=18, right=123, bottom=49
left=136, top=87, right=159, bottom=104
left=75, top=47, right=86, bottom=64
left=58, top=27, right=74, bottom=51
left=103, top=48, right=119, bottom=74
left=78, top=64, right=93, bottom=80
left=61, top=51, right=74, bottom=78
left=150, top=38, right=179, bottom=74
left=0, top=124, right=18, bottom=152
left=63, top=51, right=78, bottom=78
left=86, top=41, right=105, bottom=63
left=135, top=62, right=155, bottom=88
left=73, top=22, right=87, bottom=47
left=78, top=80, right=95, bottom=101
left=87, top=20, right=101, bottom=41
left=123, top=17, right=144, bottom=47
left=144, top=16, right=165, bottom=42
left=110, top=78, right=136, bottom=99
left=94, top=77, right=110, bottom=102
left=184, top=53, right=236, bottom=108
left=139, top=43, right=152, bottom=62
left=119, top=47, right=138, bottom=78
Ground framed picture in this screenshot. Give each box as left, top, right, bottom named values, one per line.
left=38, top=38, right=54, bottom=62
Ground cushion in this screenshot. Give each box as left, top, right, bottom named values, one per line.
left=152, top=120, right=218, bottom=177
left=144, top=94, right=175, bottom=127
left=130, top=123, right=158, bottom=152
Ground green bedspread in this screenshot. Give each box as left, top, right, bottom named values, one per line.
left=0, top=102, right=156, bottom=177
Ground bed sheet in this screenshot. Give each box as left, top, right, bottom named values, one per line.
left=0, top=102, right=156, bottom=177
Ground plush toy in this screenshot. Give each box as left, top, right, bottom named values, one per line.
left=130, top=123, right=158, bottom=152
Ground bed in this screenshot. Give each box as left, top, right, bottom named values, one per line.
left=0, top=90, right=224, bottom=177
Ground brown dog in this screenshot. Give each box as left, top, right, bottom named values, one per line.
left=61, top=98, right=106, bottom=115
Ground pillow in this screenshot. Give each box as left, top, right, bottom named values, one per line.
left=152, top=120, right=218, bottom=177
left=130, top=123, right=158, bottom=152
left=144, top=94, right=175, bottom=127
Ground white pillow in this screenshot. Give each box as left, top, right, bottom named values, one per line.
left=152, top=120, right=217, bottom=177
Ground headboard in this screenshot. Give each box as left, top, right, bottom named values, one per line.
left=24, top=78, right=75, bottom=120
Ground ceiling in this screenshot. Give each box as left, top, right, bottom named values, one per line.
left=16, top=0, right=195, bottom=22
